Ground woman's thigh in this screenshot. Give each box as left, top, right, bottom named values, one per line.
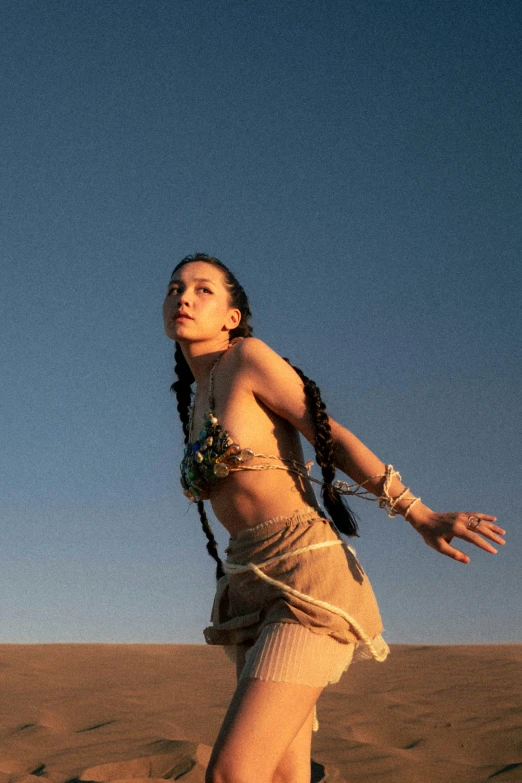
left=206, top=670, right=323, bottom=783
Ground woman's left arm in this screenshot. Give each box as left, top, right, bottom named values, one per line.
left=239, top=338, right=506, bottom=564
left=328, top=420, right=506, bottom=564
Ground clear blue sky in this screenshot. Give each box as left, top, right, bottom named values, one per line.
left=2, top=0, right=520, bottom=645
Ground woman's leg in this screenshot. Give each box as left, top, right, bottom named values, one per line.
left=205, top=644, right=319, bottom=783
left=206, top=674, right=322, bottom=783
left=271, top=705, right=316, bottom=783
left=234, top=643, right=315, bottom=783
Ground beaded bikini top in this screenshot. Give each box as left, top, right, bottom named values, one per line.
left=179, top=339, right=316, bottom=503
left=180, top=342, right=256, bottom=502
left=179, top=341, right=421, bottom=518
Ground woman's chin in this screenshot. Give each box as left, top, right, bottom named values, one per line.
left=165, top=324, right=188, bottom=341
left=168, top=319, right=193, bottom=336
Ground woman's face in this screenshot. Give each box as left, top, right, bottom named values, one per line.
left=163, top=261, right=240, bottom=345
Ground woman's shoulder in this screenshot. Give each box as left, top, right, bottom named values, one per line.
left=229, top=337, right=303, bottom=396
left=230, top=336, right=312, bottom=431
left=231, top=336, right=282, bottom=370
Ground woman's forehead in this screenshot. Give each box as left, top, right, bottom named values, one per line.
left=170, top=261, right=225, bottom=283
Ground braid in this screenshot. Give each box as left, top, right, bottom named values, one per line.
left=197, top=501, right=226, bottom=580
left=171, top=343, right=194, bottom=441
left=285, top=360, right=359, bottom=538
left=171, top=342, right=225, bottom=580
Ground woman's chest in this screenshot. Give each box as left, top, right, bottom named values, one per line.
left=190, top=384, right=276, bottom=451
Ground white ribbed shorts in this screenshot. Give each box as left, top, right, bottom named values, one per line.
left=228, top=621, right=356, bottom=688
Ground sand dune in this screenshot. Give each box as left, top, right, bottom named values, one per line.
left=0, top=644, right=520, bottom=782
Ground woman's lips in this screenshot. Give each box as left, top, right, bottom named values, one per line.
left=173, top=313, right=192, bottom=321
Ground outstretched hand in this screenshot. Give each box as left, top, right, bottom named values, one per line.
left=408, top=510, right=506, bottom=564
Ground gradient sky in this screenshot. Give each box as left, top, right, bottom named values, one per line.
left=2, top=0, right=520, bottom=645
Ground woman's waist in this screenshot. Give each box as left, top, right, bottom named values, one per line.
left=209, top=471, right=321, bottom=537
left=222, top=506, right=343, bottom=572
left=229, top=505, right=325, bottom=540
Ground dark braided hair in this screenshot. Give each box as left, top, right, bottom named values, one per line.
left=285, top=363, right=359, bottom=537
left=171, top=340, right=225, bottom=578
left=169, top=253, right=357, bottom=580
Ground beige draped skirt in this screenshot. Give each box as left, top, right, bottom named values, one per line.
left=204, top=506, right=389, bottom=691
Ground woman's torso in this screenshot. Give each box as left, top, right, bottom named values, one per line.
left=185, top=344, right=319, bottom=537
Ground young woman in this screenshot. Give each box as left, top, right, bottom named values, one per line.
left=163, top=253, right=505, bottom=783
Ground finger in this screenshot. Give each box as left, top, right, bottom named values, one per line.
left=477, top=524, right=506, bottom=545
left=462, top=518, right=506, bottom=545
left=489, top=523, right=506, bottom=536
left=435, top=538, right=470, bottom=564
left=465, top=513, right=498, bottom=525
left=462, top=516, right=505, bottom=540
left=464, top=531, right=498, bottom=554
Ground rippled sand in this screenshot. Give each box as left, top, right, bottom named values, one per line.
left=0, top=644, right=520, bottom=782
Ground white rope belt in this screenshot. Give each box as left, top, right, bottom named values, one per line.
left=224, top=539, right=388, bottom=663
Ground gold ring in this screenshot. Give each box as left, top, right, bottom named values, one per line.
left=467, top=515, right=481, bottom=531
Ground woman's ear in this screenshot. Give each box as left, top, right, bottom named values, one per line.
left=224, top=308, right=241, bottom=330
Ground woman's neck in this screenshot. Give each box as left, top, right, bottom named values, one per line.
left=180, top=337, right=231, bottom=385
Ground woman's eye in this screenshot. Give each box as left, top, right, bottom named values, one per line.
left=167, top=286, right=180, bottom=296
left=198, top=287, right=212, bottom=294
